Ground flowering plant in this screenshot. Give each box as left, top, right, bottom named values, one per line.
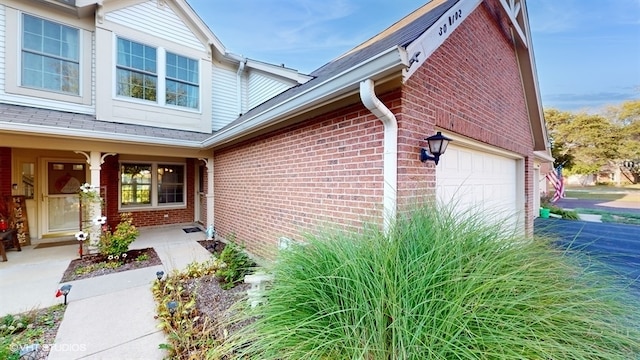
left=99, top=213, right=139, bottom=258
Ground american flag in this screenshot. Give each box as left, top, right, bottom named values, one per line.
left=546, top=166, right=565, bottom=202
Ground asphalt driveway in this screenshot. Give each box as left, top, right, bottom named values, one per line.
left=535, top=218, right=640, bottom=297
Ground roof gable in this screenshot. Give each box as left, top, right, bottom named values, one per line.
left=210, top=0, right=549, bottom=154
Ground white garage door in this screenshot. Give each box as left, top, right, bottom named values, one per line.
left=436, top=144, right=523, bottom=232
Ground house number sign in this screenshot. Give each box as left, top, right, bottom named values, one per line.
left=439, top=9, right=464, bottom=36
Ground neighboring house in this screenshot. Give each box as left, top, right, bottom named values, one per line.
left=0, top=0, right=553, bottom=259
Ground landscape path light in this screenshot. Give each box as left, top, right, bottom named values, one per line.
left=167, top=300, right=178, bottom=317
left=156, top=270, right=165, bottom=281
left=18, top=344, right=40, bottom=360
left=56, top=284, right=72, bottom=305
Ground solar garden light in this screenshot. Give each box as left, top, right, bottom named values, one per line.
left=167, top=300, right=178, bottom=317
left=420, top=131, right=452, bottom=165
left=56, top=284, right=72, bottom=305
left=75, top=231, right=87, bottom=259
left=156, top=270, right=165, bottom=281
left=18, top=344, right=40, bottom=360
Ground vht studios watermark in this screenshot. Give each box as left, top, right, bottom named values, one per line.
left=11, top=342, right=87, bottom=353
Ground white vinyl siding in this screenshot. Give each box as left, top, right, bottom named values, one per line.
left=247, top=71, right=290, bottom=109
left=105, top=0, right=204, bottom=52
left=0, top=4, right=5, bottom=92
left=211, top=64, right=238, bottom=131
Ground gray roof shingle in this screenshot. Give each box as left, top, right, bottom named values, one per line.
left=0, top=1, right=457, bottom=146
left=0, top=103, right=212, bottom=142
left=219, top=0, right=458, bottom=131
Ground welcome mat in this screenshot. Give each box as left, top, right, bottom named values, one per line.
left=183, top=227, right=202, bottom=233
left=34, top=240, right=78, bottom=249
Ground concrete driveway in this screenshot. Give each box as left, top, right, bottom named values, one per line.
left=535, top=218, right=640, bottom=297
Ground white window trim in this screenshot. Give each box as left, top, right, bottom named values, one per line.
left=112, top=35, right=201, bottom=112
left=119, top=161, right=187, bottom=211
left=5, top=9, right=92, bottom=105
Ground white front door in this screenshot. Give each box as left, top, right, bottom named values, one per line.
left=44, top=161, right=86, bottom=235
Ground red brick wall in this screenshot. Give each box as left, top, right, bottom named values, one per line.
left=101, top=155, right=196, bottom=229
left=0, top=147, right=11, bottom=197
left=214, top=104, right=387, bottom=258
left=214, top=0, right=537, bottom=256
left=398, top=0, right=535, bottom=231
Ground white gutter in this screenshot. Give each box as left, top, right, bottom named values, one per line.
left=204, top=46, right=409, bottom=148
left=359, top=79, right=397, bottom=234
left=236, top=59, right=246, bottom=115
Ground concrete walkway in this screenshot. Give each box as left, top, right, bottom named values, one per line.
left=0, top=225, right=213, bottom=359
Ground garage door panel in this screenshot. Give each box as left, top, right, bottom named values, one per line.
left=436, top=144, right=521, bottom=231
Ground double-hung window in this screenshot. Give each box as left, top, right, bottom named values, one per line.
left=21, top=14, right=79, bottom=94
left=115, top=38, right=199, bottom=109
left=166, top=52, right=199, bottom=109
left=116, top=38, right=157, bottom=102
left=121, top=163, right=185, bottom=208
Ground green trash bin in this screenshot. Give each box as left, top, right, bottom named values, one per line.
left=540, top=208, right=550, bottom=219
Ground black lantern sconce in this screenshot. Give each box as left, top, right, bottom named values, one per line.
left=420, top=132, right=452, bottom=165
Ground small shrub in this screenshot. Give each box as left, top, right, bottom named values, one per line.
left=135, top=254, right=150, bottom=262
left=99, top=213, right=139, bottom=257
left=548, top=205, right=580, bottom=220
left=215, top=235, right=255, bottom=290
left=151, top=260, right=222, bottom=359
left=218, top=204, right=640, bottom=359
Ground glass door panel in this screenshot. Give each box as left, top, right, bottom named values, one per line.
left=46, top=162, right=86, bottom=234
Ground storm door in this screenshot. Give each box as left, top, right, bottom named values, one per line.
left=45, top=161, right=86, bottom=235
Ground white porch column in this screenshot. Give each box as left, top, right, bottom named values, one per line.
left=75, top=151, right=116, bottom=253
left=199, top=157, right=215, bottom=239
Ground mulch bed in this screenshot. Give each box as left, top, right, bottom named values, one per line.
left=197, top=239, right=227, bottom=254
left=60, top=247, right=162, bottom=282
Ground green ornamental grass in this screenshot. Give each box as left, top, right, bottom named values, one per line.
left=217, top=204, right=640, bottom=359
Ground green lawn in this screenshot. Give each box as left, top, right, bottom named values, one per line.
left=562, top=185, right=640, bottom=225
left=565, top=186, right=640, bottom=202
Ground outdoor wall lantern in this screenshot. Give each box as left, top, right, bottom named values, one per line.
left=420, top=132, right=452, bottom=165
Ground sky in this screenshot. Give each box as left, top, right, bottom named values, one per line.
left=187, top=0, right=640, bottom=112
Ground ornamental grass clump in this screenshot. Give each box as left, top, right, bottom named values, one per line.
left=217, top=204, right=640, bottom=359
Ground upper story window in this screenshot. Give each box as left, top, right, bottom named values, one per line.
left=116, top=38, right=157, bottom=102
left=21, top=14, right=79, bottom=94
left=115, top=37, right=199, bottom=109
left=166, top=52, right=199, bottom=109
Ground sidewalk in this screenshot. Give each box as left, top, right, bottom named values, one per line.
left=0, top=225, right=213, bottom=359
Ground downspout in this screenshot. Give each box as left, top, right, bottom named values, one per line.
left=359, top=79, right=397, bottom=234
left=236, top=59, right=246, bottom=115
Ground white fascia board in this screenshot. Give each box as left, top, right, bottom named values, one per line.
left=533, top=150, right=554, bottom=163
left=203, top=46, right=409, bottom=148
left=244, top=59, right=314, bottom=84
left=403, top=0, right=482, bottom=82
left=0, top=122, right=202, bottom=148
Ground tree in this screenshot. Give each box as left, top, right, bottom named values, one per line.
left=608, top=100, right=640, bottom=183
left=544, top=100, right=640, bottom=183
